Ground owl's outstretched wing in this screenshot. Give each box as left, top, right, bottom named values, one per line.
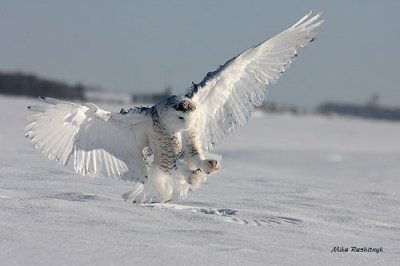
left=25, top=97, right=151, bottom=180
left=186, top=11, right=323, bottom=151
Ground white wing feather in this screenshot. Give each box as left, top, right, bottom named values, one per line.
left=186, top=11, right=323, bottom=150
left=25, top=97, right=150, bottom=180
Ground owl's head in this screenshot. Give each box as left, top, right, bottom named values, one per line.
left=155, top=95, right=197, bottom=133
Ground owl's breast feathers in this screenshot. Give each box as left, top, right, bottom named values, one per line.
left=150, top=107, right=183, bottom=172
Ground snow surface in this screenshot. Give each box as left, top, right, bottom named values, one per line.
left=0, top=95, right=399, bottom=265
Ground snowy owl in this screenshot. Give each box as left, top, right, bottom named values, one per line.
left=25, top=12, right=323, bottom=203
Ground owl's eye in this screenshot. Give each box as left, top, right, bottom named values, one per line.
left=178, top=116, right=184, bottom=120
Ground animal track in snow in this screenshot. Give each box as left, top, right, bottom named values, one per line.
left=223, top=216, right=302, bottom=226
left=141, top=203, right=301, bottom=227
left=141, top=203, right=237, bottom=216
left=48, top=192, right=100, bottom=202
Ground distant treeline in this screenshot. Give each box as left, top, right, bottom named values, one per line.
left=1, top=71, right=399, bottom=121
left=317, top=102, right=400, bottom=121
left=260, top=102, right=307, bottom=115
left=131, top=87, right=172, bottom=104
left=0, top=72, right=84, bottom=100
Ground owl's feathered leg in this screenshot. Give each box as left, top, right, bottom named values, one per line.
left=186, top=152, right=221, bottom=189
left=182, top=123, right=219, bottom=175
left=181, top=126, right=221, bottom=189
left=188, top=169, right=206, bottom=190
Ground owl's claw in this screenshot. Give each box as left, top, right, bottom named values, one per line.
left=188, top=169, right=205, bottom=189
left=203, top=159, right=219, bottom=174
left=192, top=169, right=202, bottom=175
left=207, top=159, right=219, bottom=171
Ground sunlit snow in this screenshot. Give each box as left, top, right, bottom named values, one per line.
left=1, top=96, right=399, bottom=265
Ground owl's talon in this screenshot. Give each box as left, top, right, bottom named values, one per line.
left=203, top=159, right=219, bottom=174
left=192, top=169, right=202, bottom=175
left=188, top=169, right=204, bottom=189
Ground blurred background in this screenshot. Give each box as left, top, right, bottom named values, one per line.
left=0, top=0, right=399, bottom=120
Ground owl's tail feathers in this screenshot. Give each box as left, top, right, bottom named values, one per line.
left=122, top=167, right=191, bottom=203
left=122, top=182, right=144, bottom=202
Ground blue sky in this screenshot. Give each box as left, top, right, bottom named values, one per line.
left=0, top=1, right=399, bottom=108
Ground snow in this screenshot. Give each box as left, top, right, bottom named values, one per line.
left=1, top=95, right=399, bottom=265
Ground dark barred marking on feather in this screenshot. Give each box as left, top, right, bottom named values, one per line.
left=119, top=106, right=150, bottom=115
left=186, top=126, right=202, bottom=157
left=151, top=108, right=182, bottom=172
